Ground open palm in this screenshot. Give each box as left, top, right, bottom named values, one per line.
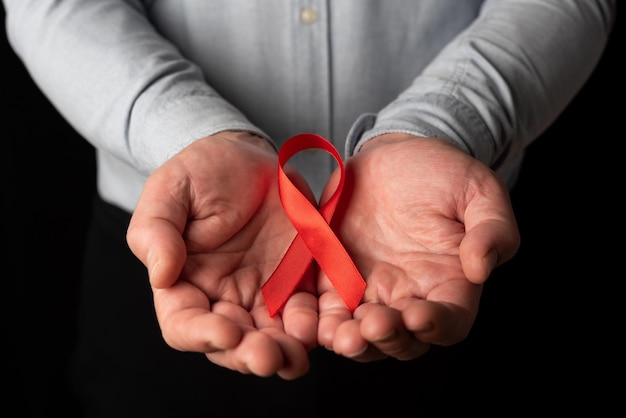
left=317, top=134, right=520, bottom=361
left=127, top=133, right=318, bottom=379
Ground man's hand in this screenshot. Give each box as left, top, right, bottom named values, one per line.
left=317, top=134, right=520, bottom=361
left=126, top=132, right=318, bottom=379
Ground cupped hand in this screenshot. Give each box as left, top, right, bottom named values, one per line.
left=126, top=132, right=318, bottom=379
left=317, top=134, right=520, bottom=362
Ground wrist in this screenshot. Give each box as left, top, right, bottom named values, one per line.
left=212, top=130, right=277, bottom=153
left=360, top=132, right=429, bottom=151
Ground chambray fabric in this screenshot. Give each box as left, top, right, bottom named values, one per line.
left=3, top=0, right=616, bottom=209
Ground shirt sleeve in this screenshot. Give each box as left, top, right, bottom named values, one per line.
left=347, top=0, right=616, bottom=172
left=3, top=0, right=269, bottom=176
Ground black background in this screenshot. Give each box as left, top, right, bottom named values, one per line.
left=2, top=4, right=623, bottom=416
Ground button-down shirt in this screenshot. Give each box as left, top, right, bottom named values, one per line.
left=3, top=0, right=616, bottom=211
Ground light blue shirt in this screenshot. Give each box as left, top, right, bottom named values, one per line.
left=3, top=0, right=616, bottom=212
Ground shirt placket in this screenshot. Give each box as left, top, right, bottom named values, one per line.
left=290, top=0, right=336, bottom=198
left=292, top=0, right=331, bottom=139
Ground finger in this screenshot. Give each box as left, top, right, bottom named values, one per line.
left=461, top=191, right=521, bottom=284
left=357, top=303, right=430, bottom=361
left=317, top=290, right=353, bottom=349
left=153, top=282, right=243, bottom=352
left=330, top=316, right=391, bottom=362
left=204, top=327, right=309, bottom=379
left=210, top=303, right=311, bottom=379
left=330, top=317, right=368, bottom=358
left=281, top=291, right=319, bottom=350
left=127, top=220, right=187, bottom=288
left=126, top=175, right=189, bottom=289
left=205, top=329, right=285, bottom=377
left=393, top=295, right=477, bottom=347
left=263, top=328, right=311, bottom=380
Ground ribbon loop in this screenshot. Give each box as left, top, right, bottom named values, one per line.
left=262, top=134, right=366, bottom=317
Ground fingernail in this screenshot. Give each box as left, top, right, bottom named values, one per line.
left=485, top=249, right=498, bottom=271
left=147, top=249, right=160, bottom=278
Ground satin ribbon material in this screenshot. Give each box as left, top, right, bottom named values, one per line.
left=262, top=133, right=366, bottom=317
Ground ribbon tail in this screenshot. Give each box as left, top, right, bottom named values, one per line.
left=262, top=235, right=313, bottom=317
left=263, top=133, right=367, bottom=316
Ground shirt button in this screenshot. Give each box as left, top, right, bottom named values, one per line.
left=300, top=8, right=318, bottom=24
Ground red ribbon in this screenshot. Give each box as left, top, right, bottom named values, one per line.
left=262, top=133, right=366, bottom=317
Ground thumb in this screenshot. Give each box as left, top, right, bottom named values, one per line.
left=459, top=218, right=521, bottom=284
left=126, top=215, right=187, bottom=289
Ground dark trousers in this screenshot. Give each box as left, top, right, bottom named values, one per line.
left=68, top=195, right=458, bottom=418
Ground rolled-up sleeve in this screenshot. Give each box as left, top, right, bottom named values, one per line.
left=3, top=0, right=266, bottom=176
left=348, top=0, right=616, bottom=180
